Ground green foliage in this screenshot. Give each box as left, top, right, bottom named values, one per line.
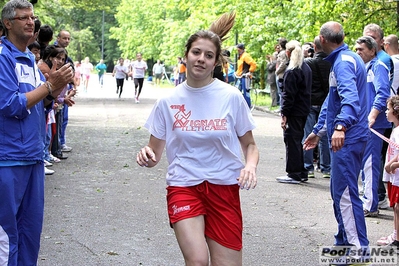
left=1, top=0, right=399, bottom=77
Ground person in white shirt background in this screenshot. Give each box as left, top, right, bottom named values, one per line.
left=129, top=52, right=148, bottom=103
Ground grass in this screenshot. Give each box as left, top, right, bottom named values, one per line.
left=251, top=90, right=280, bottom=111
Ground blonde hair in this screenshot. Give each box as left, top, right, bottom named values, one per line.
left=286, top=40, right=303, bottom=70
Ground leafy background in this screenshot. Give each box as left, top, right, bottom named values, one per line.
left=1, top=0, right=398, bottom=86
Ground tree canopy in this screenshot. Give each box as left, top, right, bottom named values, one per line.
left=1, top=0, right=398, bottom=76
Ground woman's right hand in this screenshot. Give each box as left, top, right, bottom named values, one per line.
left=47, top=63, right=74, bottom=97
left=137, top=145, right=157, bottom=167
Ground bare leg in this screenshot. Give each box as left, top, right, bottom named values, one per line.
left=207, top=237, right=242, bottom=266
left=173, top=216, right=209, bottom=266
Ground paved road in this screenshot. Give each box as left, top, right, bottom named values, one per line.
left=38, top=74, right=394, bottom=265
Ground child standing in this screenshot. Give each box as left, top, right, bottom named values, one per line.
left=379, top=95, right=399, bottom=253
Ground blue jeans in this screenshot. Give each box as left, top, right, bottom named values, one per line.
left=98, top=73, right=104, bottom=86
left=303, top=105, right=331, bottom=173
left=235, top=77, right=251, bottom=108
left=60, top=104, right=68, bottom=146
left=276, top=76, right=281, bottom=106
left=44, top=123, right=52, bottom=161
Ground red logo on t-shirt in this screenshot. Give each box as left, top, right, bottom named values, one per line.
left=170, top=104, right=227, bottom=131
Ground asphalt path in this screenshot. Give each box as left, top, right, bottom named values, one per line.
left=37, top=74, right=394, bottom=266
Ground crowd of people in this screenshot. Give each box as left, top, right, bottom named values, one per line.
left=270, top=22, right=399, bottom=256
left=0, top=0, right=74, bottom=264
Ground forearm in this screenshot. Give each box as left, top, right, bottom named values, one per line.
left=25, top=82, right=52, bottom=109
left=244, top=143, right=259, bottom=168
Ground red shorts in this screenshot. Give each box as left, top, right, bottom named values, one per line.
left=387, top=182, right=399, bottom=207
left=166, top=181, right=242, bottom=250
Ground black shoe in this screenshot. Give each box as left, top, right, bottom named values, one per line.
left=383, top=240, right=399, bottom=254
left=301, top=177, right=308, bottom=182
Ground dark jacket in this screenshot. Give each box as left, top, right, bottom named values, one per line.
left=281, top=61, right=312, bottom=117
left=305, top=52, right=331, bottom=106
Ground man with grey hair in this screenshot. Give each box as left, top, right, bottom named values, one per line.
left=355, top=36, right=391, bottom=218
left=364, top=23, right=393, bottom=211
left=303, top=21, right=369, bottom=252
left=0, top=0, right=73, bottom=264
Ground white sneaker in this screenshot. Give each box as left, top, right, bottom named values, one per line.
left=276, top=176, right=300, bottom=184
left=45, top=167, right=54, bottom=175
left=50, top=154, right=61, bottom=163
left=44, top=160, right=53, bottom=167
left=135, top=97, right=139, bottom=103
left=378, top=198, right=389, bottom=210
left=377, top=232, right=395, bottom=246
left=61, top=145, right=72, bottom=152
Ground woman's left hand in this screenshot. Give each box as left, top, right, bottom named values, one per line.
left=237, top=165, right=257, bottom=190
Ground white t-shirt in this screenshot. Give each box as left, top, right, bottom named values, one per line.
left=131, top=60, right=148, bottom=78
left=144, top=79, right=256, bottom=187
left=383, top=126, right=399, bottom=186
left=81, top=62, right=93, bottom=76
left=114, top=65, right=128, bottom=79
left=391, top=54, right=399, bottom=95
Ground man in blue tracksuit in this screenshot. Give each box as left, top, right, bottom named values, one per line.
left=304, top=22, right=369, bottom=251
left=0, top=1, right=73, bottom=264
left=355, top=36, right=391, bottom=217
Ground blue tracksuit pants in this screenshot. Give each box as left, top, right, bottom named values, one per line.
left=330, top=140, right=369, bottom=249
left=361, top=128, right=385, bottom=213
left=0, top=163, right=44, bottom=265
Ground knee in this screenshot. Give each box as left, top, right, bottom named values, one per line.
left=184, top=256, right=209, bottom=266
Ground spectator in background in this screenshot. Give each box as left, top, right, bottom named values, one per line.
left=302, top=42, right=314, bottom=58
left=235, top=43, right=257, bottom=108
left=355, top=36, right=391, bottom=217
left=276, top=40, right=312, bottom=184
left=384, top=34, right=399, bottom=95
left=222, top=49, right=235, bottom=84
left=379, top=95, right=399, bottom=251
left=173, top=65, right=179, bottom=86
left=55, top=29, right=74, bottom=153
left=303, top=36, right=331, bottom=179
left=275, top=37, right=288, bottom=109
left=95, top=59, right=107, bottom=88
left=364, top=23, right=393, bottom=210
left=266, top=44, right=279, bottom=107
left=28, top=40, right=40, bottom=63
left=37, top=24, right=53, bottom=58
left=177, top=56, right=186, bottom=84
left=39, top=45, right=75, bottom=161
